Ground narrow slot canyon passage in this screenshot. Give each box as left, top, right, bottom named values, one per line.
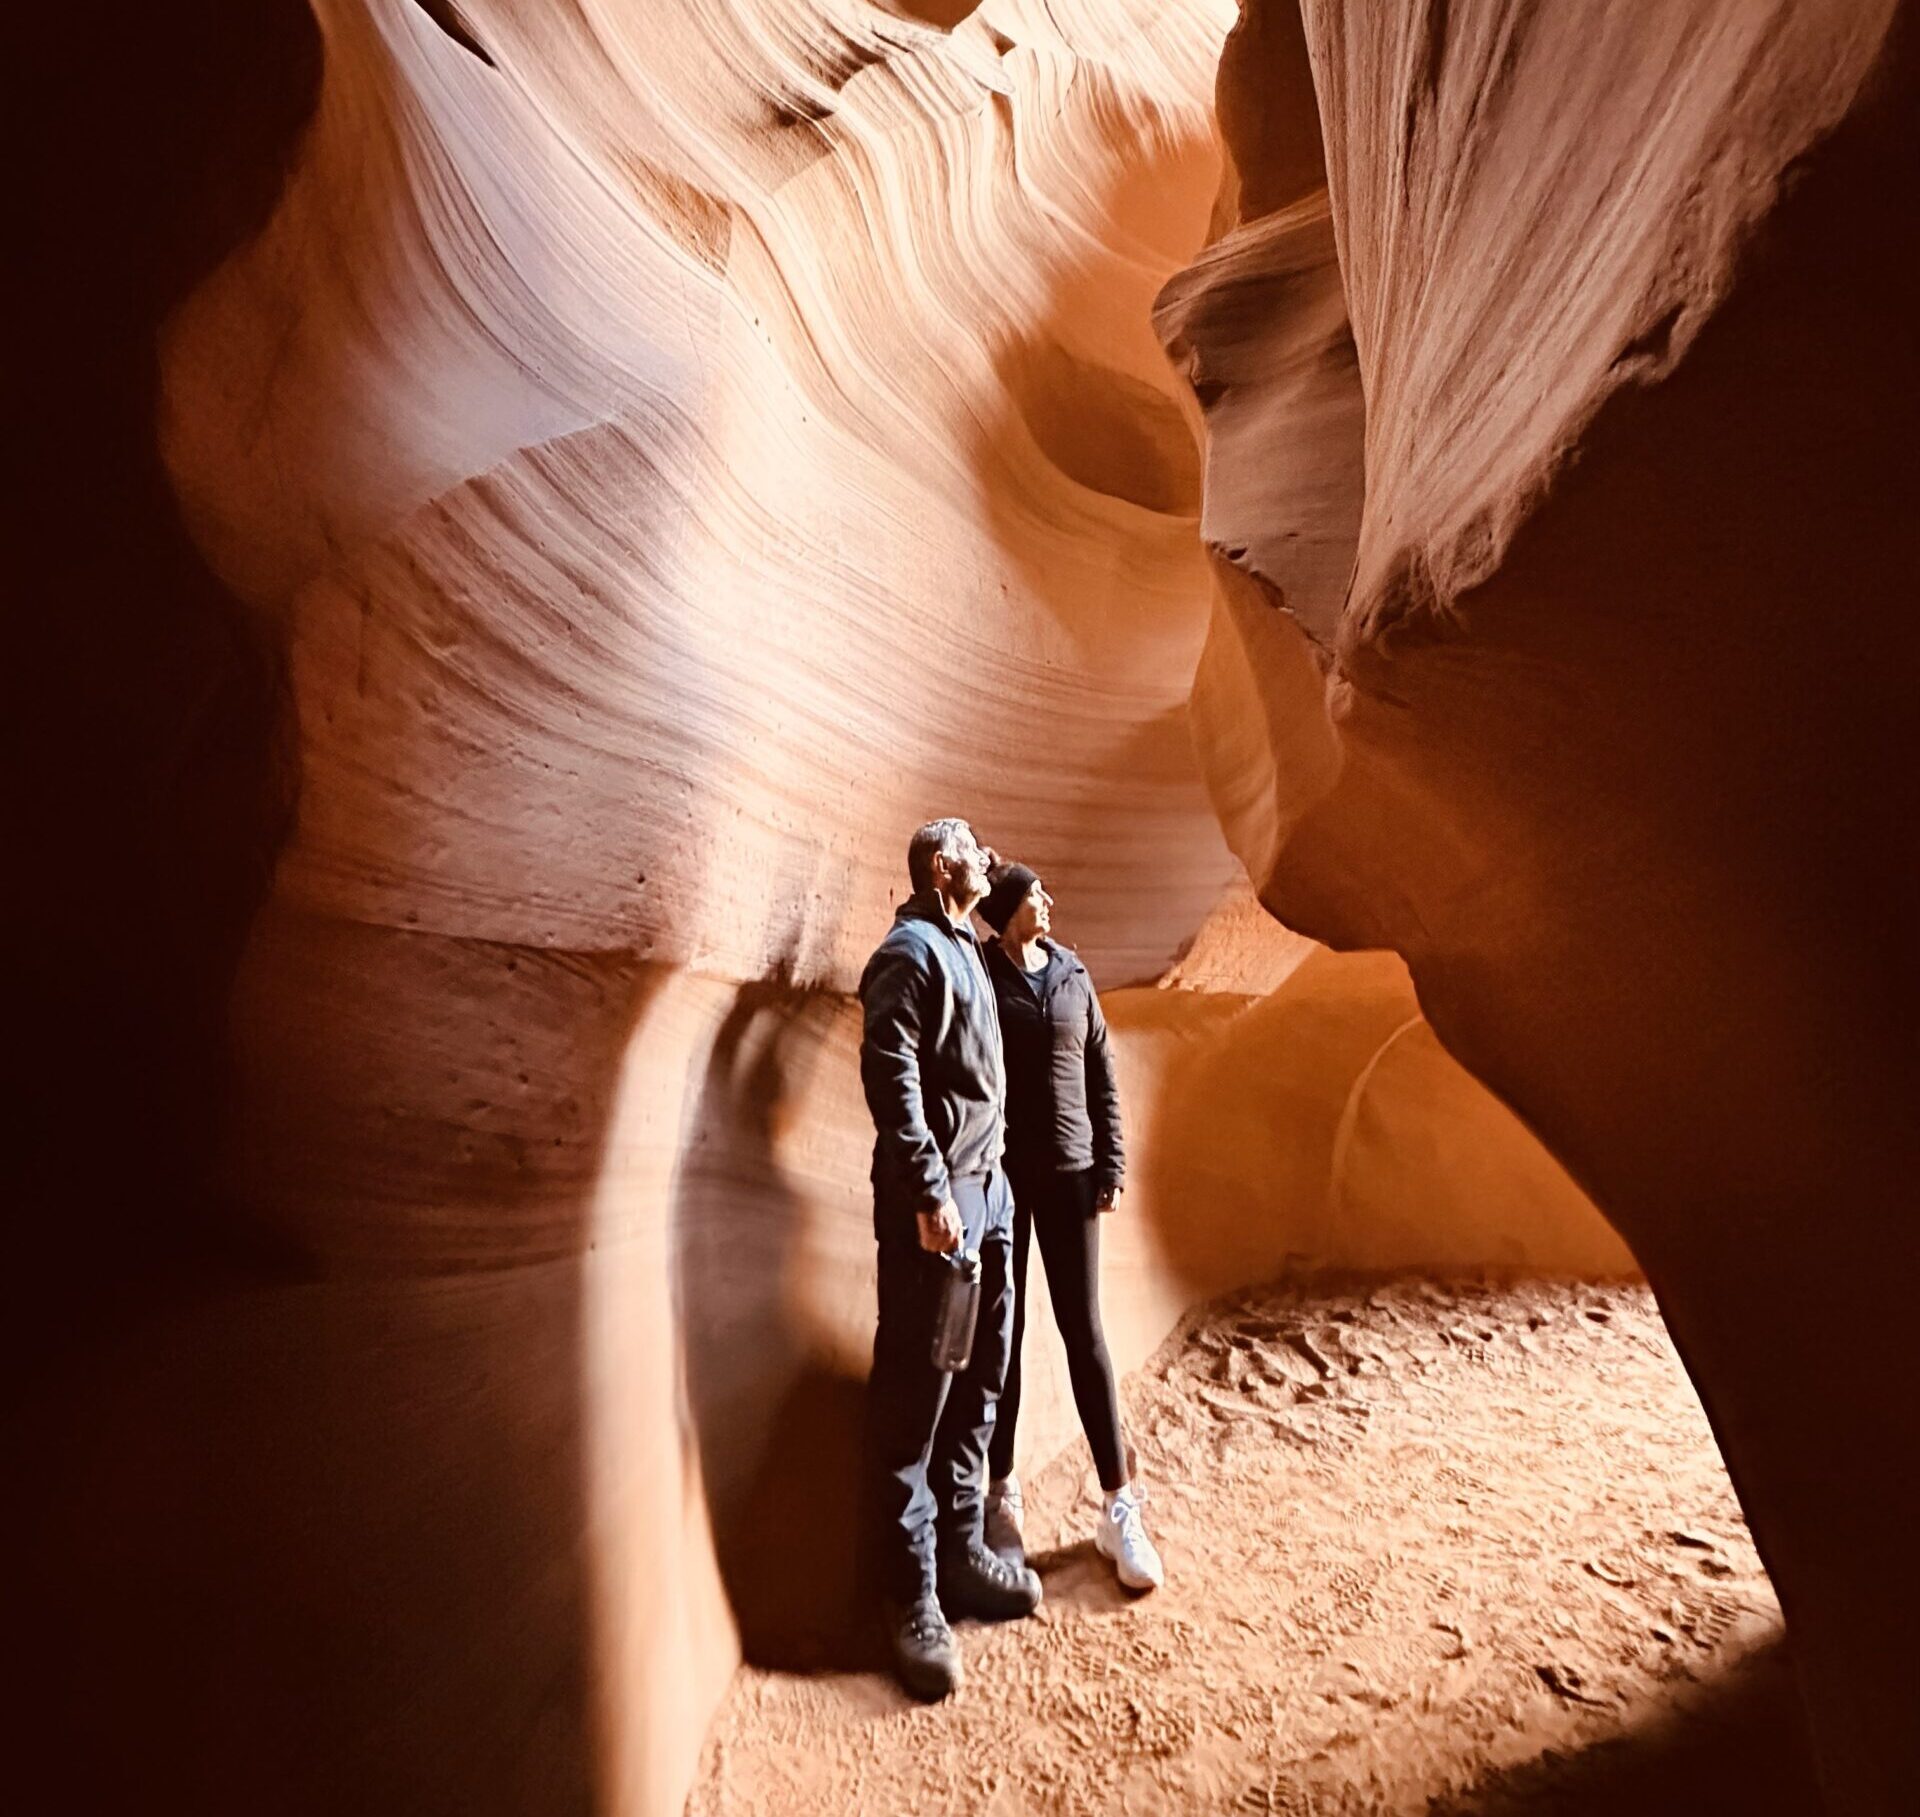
left=22, top=3, right=1916, bottom=1815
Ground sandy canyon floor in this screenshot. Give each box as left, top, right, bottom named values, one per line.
left=688, top=1279, right=1822, bottom=1815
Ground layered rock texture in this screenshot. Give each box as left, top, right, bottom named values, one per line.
left=1160, top=1, right=1919, bottom=1807
left=19, top=0, right=1912, bottom=1813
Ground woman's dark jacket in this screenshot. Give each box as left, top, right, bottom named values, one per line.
left=984, top=938, right=1124, bottom=1191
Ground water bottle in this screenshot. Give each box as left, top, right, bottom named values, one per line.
left=929, top=1246, right=983, bottom=1373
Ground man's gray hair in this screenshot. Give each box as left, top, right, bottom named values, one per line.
left=907, top=817, right=972, bottom=894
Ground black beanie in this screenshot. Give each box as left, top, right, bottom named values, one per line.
left=978, top=863, right=1040, bottom=936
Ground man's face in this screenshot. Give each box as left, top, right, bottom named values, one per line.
left=939, top=825, right=995, bottom=909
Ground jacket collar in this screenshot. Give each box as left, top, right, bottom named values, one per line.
left=896, top=891, right=981, bottom=943
left=987, top=934, right=1068, bottom=976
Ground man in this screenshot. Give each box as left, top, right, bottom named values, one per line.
left=860, top=817, right=1043, bottom=1700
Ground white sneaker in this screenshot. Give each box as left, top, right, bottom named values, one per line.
left=1094, top=1486, right=1164, bottom=1592
left=984, top=1476, right=1026, bottom=1563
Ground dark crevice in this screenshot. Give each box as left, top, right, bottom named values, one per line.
left=411, top=0, right=496, bottom=68
left=1421, top=0, right=1454, bottom=97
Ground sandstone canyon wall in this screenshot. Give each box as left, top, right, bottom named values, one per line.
left=1158, top=1, right=1918, bottom=1807
left=27, top=0, right=1908, bottom=1813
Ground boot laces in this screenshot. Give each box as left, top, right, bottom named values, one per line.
left=905, top=1599, right=949, bottom=1646
left=969, top=1544, right=1022, bottom=1589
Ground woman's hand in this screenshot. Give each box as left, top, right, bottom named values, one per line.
left=1095, top=1184, right=1123, bottom=1214
left=917, top=1201, right=964, bottom=1252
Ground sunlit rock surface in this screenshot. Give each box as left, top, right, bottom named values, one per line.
left=55, top=1, right=1917, bottom=1813
left=1158, top=2, right=1918, bottom=1806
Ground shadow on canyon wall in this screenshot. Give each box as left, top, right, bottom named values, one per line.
left=19, top=9, right=315, bottom=1278
left=673, top=972, right=874, bottom=1672
left=23, top=3, right=322, bottom=1808
left=21, top=9, right=625, bottom=1813
left=1235, top=13, right=1920, bottom=1803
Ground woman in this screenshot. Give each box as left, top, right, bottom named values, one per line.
left=975, top=862, right=1164, bottom=1591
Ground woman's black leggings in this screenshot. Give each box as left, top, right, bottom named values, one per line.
left=987, top=1165, right=1128, bottom=1492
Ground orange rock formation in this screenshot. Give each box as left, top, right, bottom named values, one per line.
left=1160, top=3, right=1919, bottom=1806
left=21, top=1, right=1912, bottom=1812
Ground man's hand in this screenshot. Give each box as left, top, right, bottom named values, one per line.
left=1095, top=1184, right=1123, bottom=1215
left=917, top=1200, right=964, bottom=1253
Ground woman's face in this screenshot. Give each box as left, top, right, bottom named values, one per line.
left=1006, top=879, right=1054, bottom=943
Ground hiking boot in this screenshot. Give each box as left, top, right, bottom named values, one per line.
left=984, top=1476, right=1026, bottom=1565
left=883, top=1594, right=962, bottom=1701
left=1094, top=1485, right=1164, bottom=1592
left=940, top=1541, right=1043, bottom=1621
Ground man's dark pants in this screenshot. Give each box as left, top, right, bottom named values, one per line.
left=865, top=1168, right=1016, bottom=1605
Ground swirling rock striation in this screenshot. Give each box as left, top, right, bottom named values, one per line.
left=21, top=2, right=1662, bottom=1814
left=1159, top=1, right=1919, bottom=1805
